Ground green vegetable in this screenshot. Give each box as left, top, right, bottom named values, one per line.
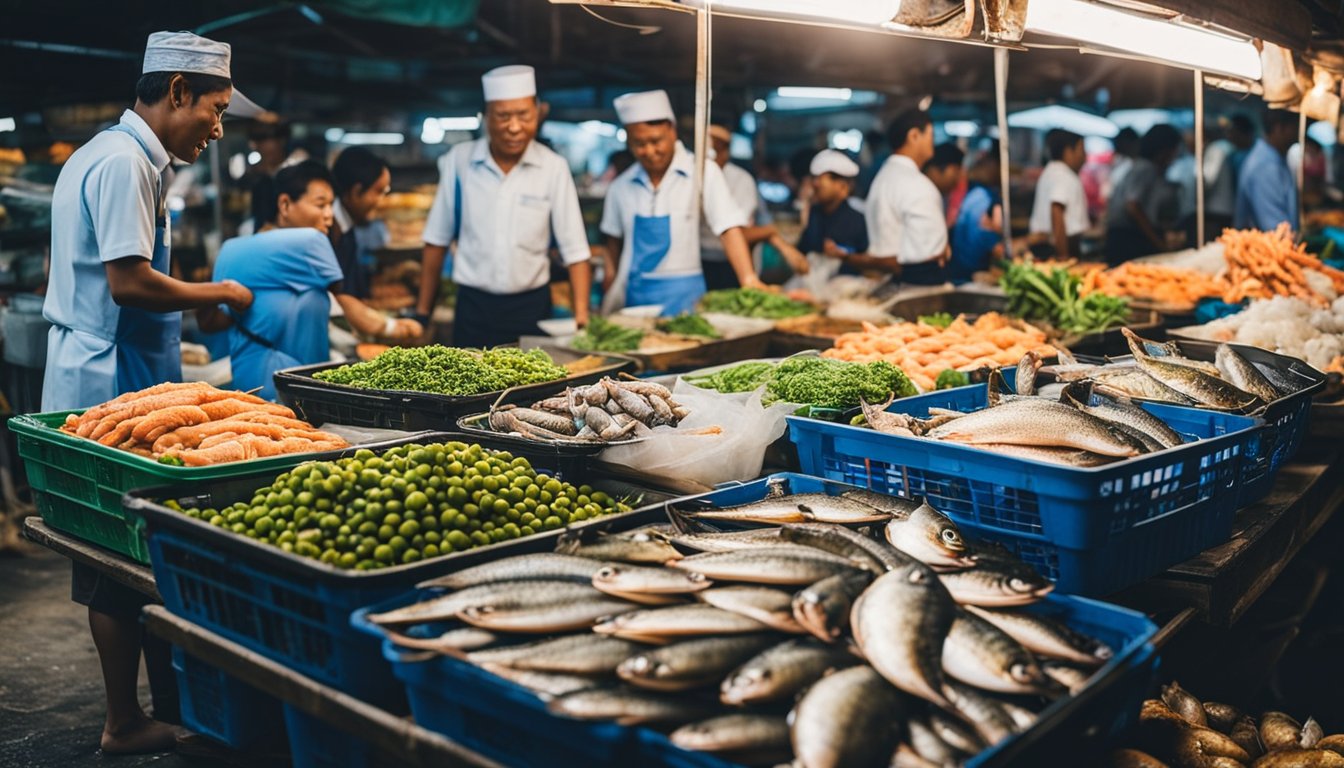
left=689, top=357, right=917, bottom=409
left=314, top=345, right=567, bottom=396
left=1000, top=262, right=1130, bottom=335
left=656, top=312, right=720, bottom=338
left=571, top=316, right=645, bottom=352
left=157, top=455, right=185, bottom=466
left=686, top=361, right=776, bottom=393
left=918, top=312, right=955, bottom=329
left=699, top=288, right=813, bottom=319
left=177, top=442, right=635, bottom=570
left=934, top=369, right=970, bottom=390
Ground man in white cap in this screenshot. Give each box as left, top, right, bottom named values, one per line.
left=416, top=64, right=591, bottom=347
left=42, top=30, right=257, bottom=754
left=798, top=149, right=871, bottom=275
left=602, top=91, right=763, bottom=315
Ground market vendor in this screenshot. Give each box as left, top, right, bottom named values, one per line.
left=600, top=89, right=763, bottom=315
left=796, top=149, right=869, bottom=276
left=40, top=30, right=257, bottom=754
left=415, top=65, right=592, bottom=348
left=862, top=108, right=950, bottom=284
left=1235, top=109, right=1300, bottom=234
left=1029, top=129, right=1090, bottom=259
left=330, top=146, right=391, bottom=300
left=949, top=149, right=1005, bottom=284
left=1104, top=123, right=1182, bottom=265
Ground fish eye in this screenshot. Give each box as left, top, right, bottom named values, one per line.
left=1009, top=577, right=1032, bottom=592
left=1011, top=663, right=1035, bottom=682
left=596, top=566, right=616, bottom=579
left=941, top=529, right=962, bottom=544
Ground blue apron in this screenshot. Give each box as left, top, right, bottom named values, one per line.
left=43, top=124, right=180, bottom=410
left=626, top=213, right=706, bottom=317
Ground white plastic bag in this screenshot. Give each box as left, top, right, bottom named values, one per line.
left=598, top=379, right=797, bottom=489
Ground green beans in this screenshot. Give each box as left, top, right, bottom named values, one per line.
left=699, top=288, right=814, bottom=319
left=656, top=313, right=720, bottom=338
left=176, top=442, right=635, bottom=570
left=571, top=317, right=645, bottom=353
left=313, top=346, right=568, bottom=396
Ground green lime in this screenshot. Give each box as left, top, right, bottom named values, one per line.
left=373, top=544, right=394, bottom=563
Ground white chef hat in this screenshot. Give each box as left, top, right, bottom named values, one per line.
left=614, top=90, right=675, bottom=126
left=482, top=65, right=537, bottom=102
left=142, top=31, right=264, bottom=117
left=810, top=149, right=861, bottom=179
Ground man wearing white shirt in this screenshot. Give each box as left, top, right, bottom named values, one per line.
left=1029, top=129, right=1090, bottom=259
left=601, top=90, right=763, bottom=315
left=862, top=109, right=949, bottom=284
left=416, top=65, right=592, bottom=347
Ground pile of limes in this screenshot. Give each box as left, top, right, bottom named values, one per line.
left=174, top=441, right=633, bottom=570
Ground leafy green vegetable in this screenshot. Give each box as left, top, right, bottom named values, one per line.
left=689, top=357, right=917, bottom=409
left=918, top=312, right=955, bottom=329
left=571, top=316, right=645, bottom=352
left=699, top=288, right=814, bottom=319
left=687, top=361, right=777, bottom=393
left=314, top=345, right=567, bottom=395
left=1000, top=262, right=1130, bottom=335
left=657, top=313, right=721, bottom=338
left=935, top=369, right=970, bottom=390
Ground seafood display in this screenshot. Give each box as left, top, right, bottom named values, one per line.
left=484, top=377, right=690, bottom=443
left=58, top=382, right=348, bottom=465
left=686, top=356, right=918, bottom=410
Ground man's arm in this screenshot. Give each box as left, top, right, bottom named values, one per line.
left=415, top=244, right=449, bottom=320
left=718, top=227, right=765, bottom=289
left=567, top=260, right=592, bottom=327
left=1051, top=203, right=1071, bottom=258
left=334, top=291, right=422, bottom=340
left=603, top=237, right=622, bottom=294
left=105, top=258, right=251, bottom=312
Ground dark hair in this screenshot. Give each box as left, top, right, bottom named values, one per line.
left=257, top=160, right=333, bottom=225
left=135, top=71, right=232, bottom=106
left=887, top=109, right=932, bottom=151
left=1114, top=127, right=1140, bottom=153
left=1264, top=109, right=1298, bottom=134
left=1139, top=124, right=1182, bottom=160
left=1229, top=114, right=1255, bottom=137
left=927, top=142, right=965, bottom=171
left=331, top=147, right=389, bottom=196
left=1046, top=129, right=1084, bottom=161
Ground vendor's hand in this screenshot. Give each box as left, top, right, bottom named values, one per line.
left=739, top=274, right=767, bottom=291
left=573, top=311, right=590, bottom=330
left=385, top=318, right=423, bottom=340
left=778, top=243, right=810, bottom=275
left=822, top=238, right=846, bottom=260
left=981, top=205, right=1003, bottom=233
left=220, top=280, right=253, bottom=312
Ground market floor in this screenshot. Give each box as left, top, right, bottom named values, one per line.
left=0, top=547, right=249, bottom=768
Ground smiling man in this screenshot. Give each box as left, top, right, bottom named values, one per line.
left=41, top=30, right=257, bottom=755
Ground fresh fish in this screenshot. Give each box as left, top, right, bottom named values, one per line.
left=1090, top=368, right=1197, bottom=404
left=1041, top=661, right=1095, bottom=693
left=670, top=547, right=868, bottom=586
left=884, top=503, right=974, bottom=570
left=1126, top=331, right=1260, bottom=410
left=792, top=569, right=875, bottom=643
left=1302, top=717, right=1325, bottom=749
left=617, top=634, right=777, bottom=692
left=938, top=561, right=1054, bottom=607
left=942, top=611, right=1055, bottom=695
left=860, top=395, right=921, bottom=436
left=548, top=686, right=715, bottom=725
left=416, top=553, right=602, bottom=590
left=593, top=604, right=771, bottom=643
left=851, top=563, right=957, bottom=708
left=1035, top=382, right=1067, bottom=400
left=1251, top=749, right=1344, bottom=767
left=669, top=714, right=792, bottom=760
left=1259, top=361, right=1309, bottom=396
left=942, top=680, right=1020, bottom=746
left=966, top=443, right=1117, bottom=467
left=1203, top=702, right=1244, bottom=734
left=479, top=666, right=607, bottom=699
left=1216, top=344, right=1283, bottom=402
left=367, top=580, right=603, bottom=626
left=985, top=368, right=1028, bottom=408
left=592, top=564, right=712, bottom=596
left=698, top=586, right=806, bottom=633
left=1263, top=712, right=1306, bottom=752
left=691, top=494, right=892, bottom=525
left=457, top=592, right=639, bottom=634
left=928, top=710, right=988, bottom=755
left=997, top=699, right=1040, bottom=731
left=1017, top=350, right=1043, bottom=396
left=781, top=522, right=912, bottom=572
left=927, top=398, right=1144, bottom=457
left=907, top=718, right=971, bottom=767
left=965, top=606, right=1113, bottom=667
left=1061, top=383, right=1184, bottom=449
left=891, top=742, right=941, bottom=768
left=467, top=635, right=644, bottom=675
left=720, top=638, right=857, bottom=705
left=789, top=665, right=905, bottom=768
left=383, top=627, right=498, bottom=654
left=1161, top=681, right=1207, bottom=727
left=666, top=528, right=784, bottom=553
left=1124, top=330, right=1183, bottom=358
left=597, top=588, right=687, bottom=607
left=556, top=528, right=684, bottom=564
left=839, top=490, right=927, bottom=519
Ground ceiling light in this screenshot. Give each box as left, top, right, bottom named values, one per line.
left=685, top=0, right=901, bottom=26
left=776, top=87, right=852, bottom=100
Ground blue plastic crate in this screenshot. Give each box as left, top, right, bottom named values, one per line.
left=283, top=703, right=374, bottom=768
left=172, top=646, right=284, bottom=750
left=787, top=386, right=1263, bottom=595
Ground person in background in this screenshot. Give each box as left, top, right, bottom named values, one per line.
left=924, top=142, right=967, bottom=227
left=416, top=65, right=592, bottom=347
left=1289, top=135, right=1335, bottom=211
left=700, top=124, right=808, bottom=288
left=329, top=147, right=391, bottom=301
left=1105, top=123, right=1183, bottom=264
left=1030, top=129, right=1090, bottom=259
left=1203, top=122, right=1240, bottom=237
left=796, top=149, right=868, bottom=275
left=240, top=119, right=309, bottom=236
left=1227, top=113, right=1256, bottom=181
left=42, top=31, right=256, bottom=754
left=861, top=108, right=948, bottom=282
left=950, top=148, right=1005, bottom=283
left=1107, top=127, right=1140, bottom=198
left=1235, top=109, right=1299, bottom=233
left=855, top=128, right=886, bottom=198
left=600, top=90, right=763, bottom=315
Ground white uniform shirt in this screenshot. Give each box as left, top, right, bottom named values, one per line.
left=1029, top=160, right=1091, bottom=237
left=601, top=142, right=747, bottom=277
left=423, top=137, right=589, bottom=295
left=865, top=154, right=947, bottom=264
left=700, top=162, right=762, bottom=261
left=44, top=109, right=169, bottom=336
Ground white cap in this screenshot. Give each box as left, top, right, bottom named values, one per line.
left=142, top=31, right=263, bottom=117
left=614, top=90, right=675, bottom=126
left=482, top=65, right=536, bottom=102
left=810, top=149, right=860, bottom=178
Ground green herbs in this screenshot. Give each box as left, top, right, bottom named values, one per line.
left=918, top=312, right=955, bottom=329
left=690, top=357, right=917, bottom=410
left=157, top=455, right=185, bottom=466
left=657, top=313, right=721, bottom=338
left=935, top=369, right=970, bottom=390
left=699, top=288, right=814, bottom=319
left=1001, top=262, right=1130, bottom=335
left=314, top=345, right=567, bottom=396
left=571, top=316, right=645, bottom=353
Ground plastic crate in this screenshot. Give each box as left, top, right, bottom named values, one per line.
left=283, top=703, right=373, bottom=768
left=130, top=434, right=669, bottom=704
left=172, top=646, right=284, bottom=749
left=273, top=346, right=636, bottom=431
left=8, top=411, right=385, bottom=564
left=787, top=388, right=1262, bottom=596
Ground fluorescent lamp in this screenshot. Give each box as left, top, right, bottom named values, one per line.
left=1025, top=0, right=1261, bottom=82
left=0, top=117, right=15, bottom=133
left=437, top=116, right=481, bottom=131
left=943, top=120, right=979, bottom=138
left=776, top=87, right=852, bottom=100
left=580, top=120, right=619, bottom=137
left=1008, top=105, right=1119, bottom=138
left=687, top=0, right=901, bottom=25
left=336, top=132, right=405, bottom=146
left=829, top=128, right=864, bottom=152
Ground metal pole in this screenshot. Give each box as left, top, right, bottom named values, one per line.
left=1298, top=109, right=1307, bottom=231
left=1194, top=69, right=1205, bottom=247
left=693, top=6, right=711, bottom=209
left=994, top=47, right=1012, bottom=254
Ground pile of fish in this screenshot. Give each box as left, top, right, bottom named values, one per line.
left=1108, top=681, right=1344, bottom=768
left=488, top=377, right=689, bottom=443
left=369, top=483, right=1117, bottom=768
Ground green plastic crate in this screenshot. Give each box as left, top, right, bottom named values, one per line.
left=9, top=411, right=361, bottom=564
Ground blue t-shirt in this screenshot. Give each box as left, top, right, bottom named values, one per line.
left=214, top=228, right=344, bottom=400
left=798, top=198, right=868, bottom=275
left=1234, top=138, right=1298, bottom=233
left=950, top=184, right=1002, bottom=284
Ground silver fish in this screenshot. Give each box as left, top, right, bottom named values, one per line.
left=691, top=495, right=891, bottom=525
left=839, top=490, right=927, bottom=519
left=367, top=580, right=602, bottom=626
left=548, top=686, right=715, bottom=725
left=942, top=611, right=1055, bottom=695
left=965, top=606, right=1113, bottom=667
left=467, top=635, right=644, bottom=675
left=592, top=564, right=712, bottom=596
left=1089, top=368, right=1196, bottom=404
left=1061, top=384, right=1183, bottom=451
left=907, top=718, right=971, bottom=767
left=942, top=680, right=1020, bottom=746
left=383, top=627, right=498, bottom=654
left=851, top=563, right=957, bottom=709
left=891, top=742, right=941, bottom=768
left=781, top=522, right=912, bottom=572
left=792, top=569, right=875, bottom=643
left=556, top=528, right=684, bottom=565
left=617, top=634, right=777, bottom=692
left=1041, top=661, right=1093, bottom=694
left=884, top=504, right=974, bottom=570
left=457, top=592, right=639, bottom=634
left=595, top=588, right=686, bottom=607
left=416, top=553, right=602, bottom=590
left=720, top=638, right=858, bottom=705
left=1215, top=344, right=1283, bottom=403
left=698, top=586, right=806, bottom=634
left=594, top=604, right=771, bottom=643
left=928, top=710, right=988, bottom=755
left=997, top=698, right=1040, bottom=731
left=670, top=547, right=868, bottom=586
left=938, top=561, right=1055, bottom=607
left=670, top=714, right=792, bottom=761
left=789, top=665, right=905, bottom=768
left=1125, top=330, right=1260, bottom=410
left=666, top=528, right=785, bottom=553
left=964, top=442, right=1117, bottom=467
left=927, top=399, right=1144, bottom=457
left=480, top=665, right=607, bottom=699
